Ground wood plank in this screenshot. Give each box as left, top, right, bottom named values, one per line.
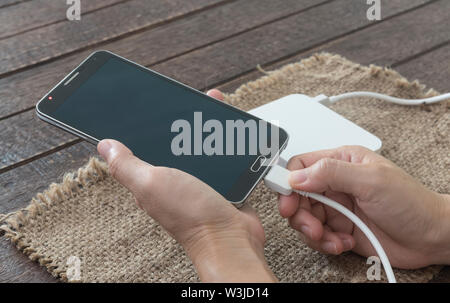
left=0, top=0, right=29, bottom=9
left=0, top=0, right=225, bottom=76
left=319, top=3, right=450, bottom=68
left=217, top=6, right=450, bottom=93
left=0, top=0, right=327, bottom=120
left=0, top=0, right=126, bottom=40
left=0, top=142, right=96, bottom=214
left=0, top=110, right=76, bottom=171
left=0, top=0, right=438, bottom=171
left=151, top=0, right=443, bottom=89
left=395, top=43, right=450, bottom=93
left=0, top=237, right=57, bottom=283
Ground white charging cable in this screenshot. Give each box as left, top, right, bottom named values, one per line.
left=316, top=92, right=450, bottom=106
left=264, top=164, right=396, bottom=283
left=260, top=90, right=450, bottom=282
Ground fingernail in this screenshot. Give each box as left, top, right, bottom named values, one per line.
left=343, top=239, right=353, bottom=251
left=300, top=225, right=313, bottom=239
left=289, top=170, right=308, bottom=186
left=97, top=140, right=113, bottom=161
left=321, top=241, right=337, bottom=254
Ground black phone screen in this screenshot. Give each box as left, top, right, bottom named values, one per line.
left=42, top=54, right=286, bottom=200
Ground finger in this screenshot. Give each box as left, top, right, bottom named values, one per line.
left=97, top=139, right=153, bottom=194
left=319, top=227, right=347, bottom=255
left=287, top=146, right=371, bottom=169
left=323, top=191, right=354, bottom=234
left=298, top=195, right=311, bottom=211
left=301, top=228, right=351, bottom=255
left=287, top=148, right=344, bottom=170
left=310, top=203, right=326, bottom=224
left=289, top=157, right=370, bottom=195
left=206, top=89, right=224, bottom=101
left=278, top=192, right=299, bottom=218
left=335, top=232, right=355, bottom=252
left=288, top=207, right=323, bottom=241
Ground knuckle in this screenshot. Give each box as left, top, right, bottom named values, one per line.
left=369, top=162, right=392, bottom=185
left=315, top=158, right=336, bottom=176
left=288, top=209, right=306, bottom=231
left=144, top=167, right=175, bottom=190
left=141, top=167, right=156, bottom=186
left=152, top=166, right=173, bottom=180
left=312, top=158, right=340, bottom=190
left=338, top=145, right=371, bottom=162
left=349, top=145, right=370, bottom=153
left=358, top=162, right=392, bottom=200
left=296, top=231, right=316, bottom=248
left=287, top=155, right=306, bottom=170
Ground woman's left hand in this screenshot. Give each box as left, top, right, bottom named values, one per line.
left=97, top=89, right=276, bottom=282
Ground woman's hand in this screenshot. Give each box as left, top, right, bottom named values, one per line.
left=97, top=90, right=276, bottom=282
left=279, top=145, right=450, bottom=269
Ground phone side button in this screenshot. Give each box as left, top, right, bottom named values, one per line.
left=250, top=155, right=267, bottom=173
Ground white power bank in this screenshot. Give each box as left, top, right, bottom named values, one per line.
left=248, top=94, right=382, bottom=167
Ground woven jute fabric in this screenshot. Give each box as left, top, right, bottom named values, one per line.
left=1, top=53, right=448, bottom=282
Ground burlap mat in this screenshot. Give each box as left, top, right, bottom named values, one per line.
left=1, top=53, right=448, bottom=282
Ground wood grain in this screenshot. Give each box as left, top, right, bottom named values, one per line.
left=0, top=0, right=127, bottom=40
left=0, top=110, right=76, bottom=171
left=150, top=0, right=435, bottom=89
left=320, top=1, right=450, bottom=68
left=0, top=0, right=326, bottom=120
left=0, top=0, right=29, bottom=9
left=0, top=0, right=438, bottom=173
left=395, top=42, right=450, bottom=93
left=0, top=0, right=226, bottom=76
left=0, top=237, right=57, bottom=283
left=0, top=142, right=96, bottom=214
left=216, top=1, right=450, bottom=93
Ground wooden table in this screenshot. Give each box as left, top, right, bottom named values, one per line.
left=0, top=0, right=449, bottom=283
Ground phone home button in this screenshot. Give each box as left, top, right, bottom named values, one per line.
left=250, top=155, right=267, bottom=172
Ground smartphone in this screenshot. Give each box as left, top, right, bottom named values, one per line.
left=36, top=51, right=288, bottom=206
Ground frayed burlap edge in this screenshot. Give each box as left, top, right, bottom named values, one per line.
left=0, top=52, right=447, bottom=282
left=0, top=158, right=108, bottom=281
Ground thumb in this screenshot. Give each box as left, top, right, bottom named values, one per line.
left=97, top=139, right=153, bottom=194
left=288, top=158, right=370, bottom=196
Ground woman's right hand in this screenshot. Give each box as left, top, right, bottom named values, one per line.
left=278, top=146, right=450, bottom=269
